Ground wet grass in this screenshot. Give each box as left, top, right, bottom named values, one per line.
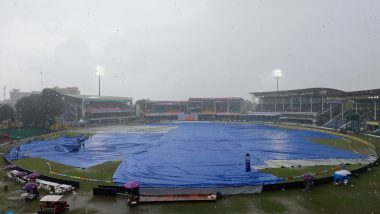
left=12, top=158, right=121, bottom=191
left=260, top=164, right=363, bottom=181
left=259, top=135, right=376, bottom=180
left=2, top=165, right=379, bottom=214
left=310, top=138, right=376, bottom=156
left=255, top=198, right=287, bottom=213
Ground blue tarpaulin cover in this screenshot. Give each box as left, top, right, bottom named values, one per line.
left=7, top=123, right=366, bottom=187
left=333, top=173, right=351, bottom=183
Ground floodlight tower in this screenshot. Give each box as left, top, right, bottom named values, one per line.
left=96, top=65, right=104, bottom=96
left=273, top=69, right=282, bottom=112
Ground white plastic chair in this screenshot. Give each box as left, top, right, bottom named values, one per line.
left=55, top=187, right=63, bottom=195
left=6, top=172, right=12, bottom=179
left=43, top=185, right=50, bottom=192
left=21, top=193, right=28, bottom=200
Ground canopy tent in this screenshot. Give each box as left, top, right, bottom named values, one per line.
left=25, top=172, right=40, bottom=179
left=3, top=164, right=16, bottom=171
left=333, top=170, right=352, bottom=183
left=40, top=195, right=64, bottom=202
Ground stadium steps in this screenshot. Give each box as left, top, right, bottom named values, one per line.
left=339, top=121, right=352, bottom=130
left=322, top=113, right=344, bottom=129
left=321, top=103, right=340, bottom=116
left=318, top=103, right=341, bottom=126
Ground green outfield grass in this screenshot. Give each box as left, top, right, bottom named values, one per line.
left=258, top=135, right=376, bottom=180
left=310, top=138, right=376, bottom=156
left=260, top=164, right=363, bottom=182
left=13, top=158, right=121, bottom=191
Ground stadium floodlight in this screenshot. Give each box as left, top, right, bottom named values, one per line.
left=96, top=65, right=104, bottom=76
left=96, top=65, right=104, bottom=96
left=273, top=69, right=282, bottom=112
left=273, top=69, right=282, bottom=78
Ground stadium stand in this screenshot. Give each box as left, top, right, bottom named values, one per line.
left=251, top=88, right=380, bottom=132
left=61, top=94, right=134, bottom=125
left=135, top=98, right=244, bottom=121
left=134, top=88, right=378, bottom=132
left=373, top=129, right=380, bottom=136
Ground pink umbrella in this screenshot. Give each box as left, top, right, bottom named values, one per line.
left=15, top=171, right=28, bottom=178
left=25, top=172, right=40, bottom=179
left=22, top=183, right=38, bottom=191
left=124, top=181, right=140, bottom=189
left=303, top=174, right=316, bottom=182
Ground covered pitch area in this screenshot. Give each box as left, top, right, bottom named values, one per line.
left=7, top=123, right=371, bottom=190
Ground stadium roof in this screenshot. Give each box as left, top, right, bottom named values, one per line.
left=63, top=94, right=132, bottom=102
left=251, top=88, right=380, bottom=99
left=250, top=88, right=344, bottom=97
left=345, top=89, right=380, bottom=98
left=141, top=100, right=189, bottom=105
left=136, top=97, right=245, bottom=105
left=189, top=97, right=244, bottom=101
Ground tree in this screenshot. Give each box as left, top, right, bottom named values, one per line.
left=41, top=88, right=63, bottom=119
left=0, top=104, right=15, bottom=122
left=14, top=88, right=64, bottom=127
left=15, top=94, right=44, bottom=127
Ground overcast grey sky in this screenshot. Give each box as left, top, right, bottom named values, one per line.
left=0, top=0, right=379, bottom=101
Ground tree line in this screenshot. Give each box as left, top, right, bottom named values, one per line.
left=0, top=88, right=63, bottom=127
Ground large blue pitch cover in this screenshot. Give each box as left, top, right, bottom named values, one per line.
left=7, top=123, right=366, bottom=187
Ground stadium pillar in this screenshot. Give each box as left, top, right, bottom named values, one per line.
left=355, top=102, right=358, bottom=114
left=75, top=104, right=78, bottom=122
left=214, top=101, right=216, bottom=113
left=375, top=101, right=377, bottom=121
left=290, top=97, right=293, bottom=112
left=81, top=98, right=86, bottom=118
left=321, top=96, right=324, bottom=113
left=299, top=95, right=302, bottom=112
left=329, top=103, right=332, bottom=120
left=341, top=101, right=344, bottom=121
left=275, top=96, right=277, bottom=112
left=227, top=100, right=230, bottom=113
left=310, top=96, right=313, bottom=112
